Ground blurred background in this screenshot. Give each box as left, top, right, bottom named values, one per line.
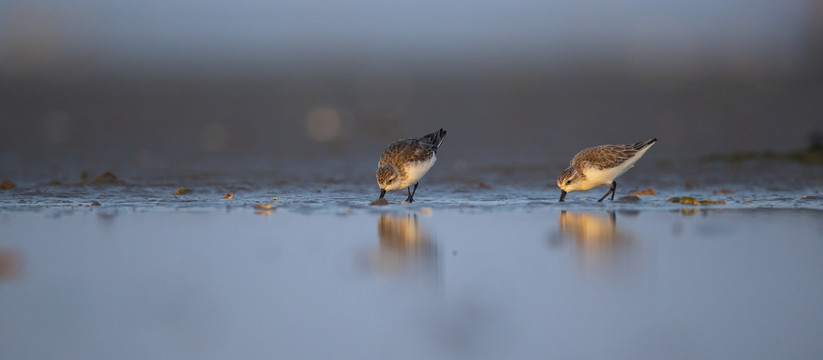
left=1, top=0, right=822, bottom=175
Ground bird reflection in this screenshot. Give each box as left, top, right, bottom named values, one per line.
left=557, top=211, right=636, bottom=278
left=253, top=204, right=275, bottom=216
left=0, top=249, right=21, bottom=280
left=373, top=214, right=440, bottom=281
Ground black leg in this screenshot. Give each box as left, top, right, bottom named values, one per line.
left=597, top=181, right=616, bottom=202
left=405, top=182, right=419, bottom=203
left=610, top=181, right=616, bottom=201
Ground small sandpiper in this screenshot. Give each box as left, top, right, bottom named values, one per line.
left=376, top=128, right=447, bottom=203
left=558, top=138, right=657, bottom=202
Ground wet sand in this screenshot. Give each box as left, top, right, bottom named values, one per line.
left=1, top=155, right=822, bottom=212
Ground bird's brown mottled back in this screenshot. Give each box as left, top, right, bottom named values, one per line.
left=571, top=145, right=638, bottom=170
left=379, top=129, right=446, bottom=180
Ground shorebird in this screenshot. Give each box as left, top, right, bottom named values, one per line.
left=558, top=138, right=657, bottom=202
left=376, top=128, right=447, bottom=203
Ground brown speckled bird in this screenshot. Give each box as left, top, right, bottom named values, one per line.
left=376, top=129, right=447, bottom=203
left=558, top=138, right=657, bottom=202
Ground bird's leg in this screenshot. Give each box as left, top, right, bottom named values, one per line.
left=597, top=188, right=611, bottom=202
left=610, top=181, right=616, bottom=201
left=405, top=182, right=419, bottom=203
left=597, top=181, right=616, bottom=202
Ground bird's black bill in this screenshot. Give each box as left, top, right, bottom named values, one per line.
left=379, top=189, right=386, bottom=199
left=559, top=190, right=567, bottom=202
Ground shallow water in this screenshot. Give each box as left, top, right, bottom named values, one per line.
left=1, top=158, right=823, bottom=359
left=1, top=207, right=822, bottom=360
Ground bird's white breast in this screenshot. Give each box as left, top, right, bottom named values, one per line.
left=578, top=146, right=652, bottom=190
left=400, top=154, right=436, bottom=189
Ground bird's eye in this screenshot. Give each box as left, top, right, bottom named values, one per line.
left=388, top=179, right=393, bottom=184
left=566, top=180, right=572, bottom=185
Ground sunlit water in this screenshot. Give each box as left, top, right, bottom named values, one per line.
left=1, top=159, right=822, bottom=359
left=1, top=208, right=822, bottom=360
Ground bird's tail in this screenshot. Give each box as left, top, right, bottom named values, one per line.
left=424, top=128, right=447, bottom=151
left=631, top=138, right=657, bottom=150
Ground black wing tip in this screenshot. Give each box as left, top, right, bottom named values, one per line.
left=632, top=138, right=657, bottom=149
left=425, top=128, right=447, bottom=150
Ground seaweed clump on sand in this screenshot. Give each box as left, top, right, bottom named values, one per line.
left=667, top=197, right=725, bottom=205
left=617, top=195, right=641, bottom=202
left=369, top=198, right=389, bottom=206
left=630, top=188, right=655, bottom=196
left=174, top=187, right=193, bottom=195
left=92, top=172, right=125, bottom=185
left=0, top=180, right=16, bottom=190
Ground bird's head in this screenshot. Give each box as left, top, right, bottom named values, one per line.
left=377, top=164, right=403, bottom=191
left=557, top=167, right=585, bottom=193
